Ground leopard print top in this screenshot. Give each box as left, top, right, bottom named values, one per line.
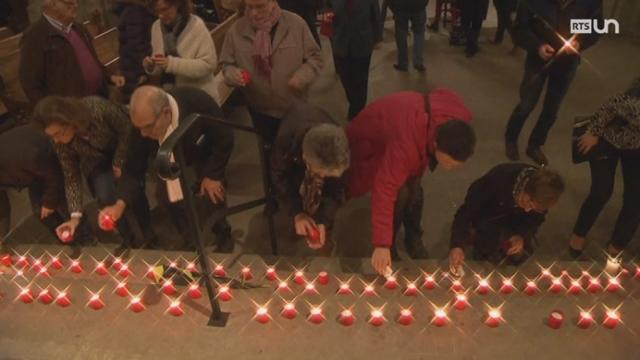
left=587, top=93, right=640, bottom=150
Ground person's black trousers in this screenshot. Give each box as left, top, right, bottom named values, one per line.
left=493, top=0, right=515, bottom=43
left=460, top=0, right=488, bottom=53
left=391, top=176, right=426, bottom=258
left=573, top=146, right=640, bottom=251
left=333, top=54, right=372, bottom=120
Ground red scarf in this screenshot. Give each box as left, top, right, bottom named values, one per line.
left=249, top=3, right=283, bottom=77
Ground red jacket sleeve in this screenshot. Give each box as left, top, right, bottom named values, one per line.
left=370, top=142, right=411, bottom=248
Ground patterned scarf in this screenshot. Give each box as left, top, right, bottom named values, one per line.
left=249, top=2, right=283, bottom=77
left=160, top=14, right=189, bottom=86
left=299, top=169, right=325, bottom=215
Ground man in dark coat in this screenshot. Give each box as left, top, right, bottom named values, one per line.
left=19, top=0, right=125, bottom=104
left=271, top=102, right=350, bottom=254
left=388, top=0, right=428, bottom=72
left=460, top=0, right=490, bottom=57
left=99, top=86, right=235, bottom=252
left=449, top=163, right=564, bottom=272
left=504, top=0, right=602, bottom=166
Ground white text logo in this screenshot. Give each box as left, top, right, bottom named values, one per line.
left=570, top=19, right=620, bottom=34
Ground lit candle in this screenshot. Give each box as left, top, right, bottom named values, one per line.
left=294, top=271, right=306, bottom=285
left=485, top=309, right=502, bottom=328
left=69, top=260, right=83, bottom=274
left=37, top=266, right=50, bottom=278
left=635, top=266, right=640, bottom=279
left=432, top=308, right=448, bottom=327
left=0, top=253, right=12, bottom=266
left=188, top=283, right=202, bottom=299
left=606, top=277, right=621, bottom=293
left=118, top=264, right=132, bottom=278
left=451, top=280, right=464, bottom=292
left=369, top=309, right=384, bottom=327
left=255, top=307, right=270, bottom=324
left=337, top=283, right=352, bottom=295
left=146, top=266, right=157, bottom=281
left=620, top=267, right=630, bottom=278
left=281, top=302, right=298, bottom=319
left=38, top=289, right=54, bottom=305
left=500, top=279, right=514, bottom=294
left=186, top=262, right=197, bottom=272
left=384, top=276, right=398, bottom=290
left=129, top=297, right=145, bottom=313
left=548, top=278, right=564, bottom=293
left=398, top=309, right=414, bottom=326
left=304, top=282, right=319, bottom=295
left=88, top=294, right=104, bottom=310
left=16, top=255, right=29, bottom=268
left=339, top=309, right=355, bottom=326
left=577, top=311, right=594, bottom=329
left=362, top=284, right=376, bottom=297
left=587, top=277, right=601, bottom=293
left=540, top=268, right=553, bottom=279
left=547, top=310, right=564, bottom=329
left=277, top=281, right=291, bottom=294
left=56, top=291, right=71, bottom=307
left=213, top=264, right=226, bottom=278
left=476, top=278, right=491, bottom=295
left=602, top=310, right=620, bottom=329
left=115, top=282, right=129, bottom=297
left=162, top=279, right=177, bottom=296
left=217, top=285, right=232, bottom=301
left=423, top=275, right=436, bottom=290
left=453, top=294, right=469, bottom=311
left=568, top=280, right=582, bottom=295
left=265, top=267, right=277, bottom=281
left=95, top=262, right=108, bottom=276
left=317, top=271, right=330, bottom=285
left=18, top=288, right=33, bottom=303
left=241, top=267, right=253, bottom=281
left=112, top=258, right=123, bottom=271
left=403, top=283, right=418, bottom=297
left=308, top=307, right=324, bottom=324
left=168, top=300, right=184, bottom=317
left=100, top=214, right=116, bottom=231
left=31, top=259, right=44, bottom=272
left=524, top=280, right=539, bottom=296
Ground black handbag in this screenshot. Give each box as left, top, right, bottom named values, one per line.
left=572, top=115, right=613, bottom=164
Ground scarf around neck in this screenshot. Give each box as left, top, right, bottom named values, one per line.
left=249, top=3, right=283, bottom=77
left=299, top=169, right=325, bottom=216
left=160, top=14, right=189, bottom=57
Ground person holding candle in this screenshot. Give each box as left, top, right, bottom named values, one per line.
left=504, top=0, right=602, bottom=166
left=346, top=89, right=475, bottom=275
left=98, top=86, right=235, bottom=252
left=271, top=102, right=350, bottom=255
left=568, top=78, right=640, bottom=271
left=449, top=163, right=565, bottom=272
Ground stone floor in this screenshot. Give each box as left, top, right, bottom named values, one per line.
left=2, top=4, right=640, bottom=359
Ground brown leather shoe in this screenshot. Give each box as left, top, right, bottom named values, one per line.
left=526, top=146, right=549, bottom=166
left=505, top=141, right=520, bottom=161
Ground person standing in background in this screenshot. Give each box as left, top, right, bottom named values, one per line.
left=459, top=0, right=489, bottom=58
left=388, top=0, right=428, bottom=72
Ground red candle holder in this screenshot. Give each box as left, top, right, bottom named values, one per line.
left=602, top=310, right=620, bottom=329
left=317, top=271, right=330, bottom=285
left=241, top=267, right=253, bottom=281
left=548, top=278, right=564, bottom=293
left=308, top=307, right=324, bottom=324
left=634, top=266, right=640, bottom=280
left=337, top=283, right=353, bottom=295
left=547, top=310, right=564, bottom=329
left=362, top=284, right=376, bottom=297
left=188, top=283, right=202, bottom=299
left=118, top=264, right=132, bottom=278
left=0, top=253, right=12, bottom=266
left=162, top=280, right=177, bottom=296
left=369, top=310, right=385, bottom=327
left=115, top=282, right=129, bottom=297
left=255, top=307, right=270, bottom=324
left=540, top=268, right=553, bottom=279
left=304, top=283, right=319, bottom=295
left=241, top=70, right=252, bottom=85
left=18, top=288, right=33, bottom=303
left=31, top=259, right=44, bottom=272
left=398, top=309, right=414, bottom=326
left=60, top=229, right=73, bottom=243
left=36, top=266, right=50, bottom=278
left=281, top=303, right=298, bottom=319
left=168, top=301, right=184, bottom=317
left=213, top=264, right=226, bottom=278
left=384, top=276, right=398, bottom=290
left=100, top=214, right=116, bottom=231
left=38, top=289, right=54, bottom=305
left=476, top=278, right=491, bottom=295
left=265, top=267, right=277, bottom=281
left=500, top=279, right=514, bottom=294
left=423, top=275, right=437, bottom=290
left=129, top=297, right=145, bottom=313
left=69, top=260, right=83, bottom=274
left=88, top=294, right=104, bottom=310
left=485, top=309, right=502, bottom=328
left=217, top=285, right=232, bottom=301
left=606, top=277, right=621, bottom=293
left=294, top=271, right=306, bottom=285
left=16, top=255, right=30, bottom=268
left=450, top=280, right=464, bottom=292
left=403, top=283, right=418, bottom=296
left=94, top=262, right=108, bottom=276
left=524, top=280, right=539, bottom=296
left=432, top=308, right=448, bottom=327
left=568, top=280, right=583, bottom=295
left=453, top=294, right=469, bottom=311
left=112, top=258, right=123, bottom=271
left=587, top=277, right=601, bottom=293
left=339, top=309, right=355, bottom=326
left=56, top=291, right=71, bottom=307
left=186, top=262, right=197, bottom=273
left=577, top=311, right=594, bottom=329
left=277, top=281, right=291, bottom=294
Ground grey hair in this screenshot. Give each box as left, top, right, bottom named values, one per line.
left=130, top=86, right=169, bottom=118
left=302, top=124, right=350, bottom=172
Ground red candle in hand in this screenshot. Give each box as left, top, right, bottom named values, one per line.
left=241, top=267, right=253, bottom=281
left=129, top=297, right=145, bottom=313
left=404, top=283, right=418, bottom=296
left=547, top=310, right=564, bottom=329
left=317, top=271, right=330, bottom=285
left=255, top=307, right=270, bottom=324
left=217, top=285, right=232, bottom=301
left=168, top=300, right=184, bottom=317
left=339, top=309, right=355, bottom=326
left=101, top=214, right=116, bottom=231
left=453, top=294, right=469, bottom=311
left=281, top=303, right=298, bottom=319
left=56, top=291, right=71, bottom=307
left=369, top=309, right=385, bottom=327
left=308, top=307, right=324, bottom=324
left=577, top=311, right=594, bottom=329
left=485, top=309, right=502, bottom=328
left=432, top=308, right=448, bottom=327
left=265, top=267, right=277, bottom=281
left=603, top=310, right=620, bottom=329
left=38, top=289, right=54, bottom=305
left=398, top=309, right=414, bottom=326
left=241, top=70, right=252, bottom=85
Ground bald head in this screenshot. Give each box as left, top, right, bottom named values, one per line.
left=130, top=86, right=172, bottom=140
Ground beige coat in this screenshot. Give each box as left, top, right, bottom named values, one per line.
left=219, top=11, right=323, bottom=118
left=146, top=15, right=219, bottom=101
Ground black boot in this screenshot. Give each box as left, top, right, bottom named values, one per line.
left=213, top=219, right=234, bottom=253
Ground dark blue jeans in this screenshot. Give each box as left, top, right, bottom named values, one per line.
left=505, top=55, right=579, bottom=147
left=394, top=10, right=426, bottom=68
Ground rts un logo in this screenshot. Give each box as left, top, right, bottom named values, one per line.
left=570, top=19, right=620, bottom=34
